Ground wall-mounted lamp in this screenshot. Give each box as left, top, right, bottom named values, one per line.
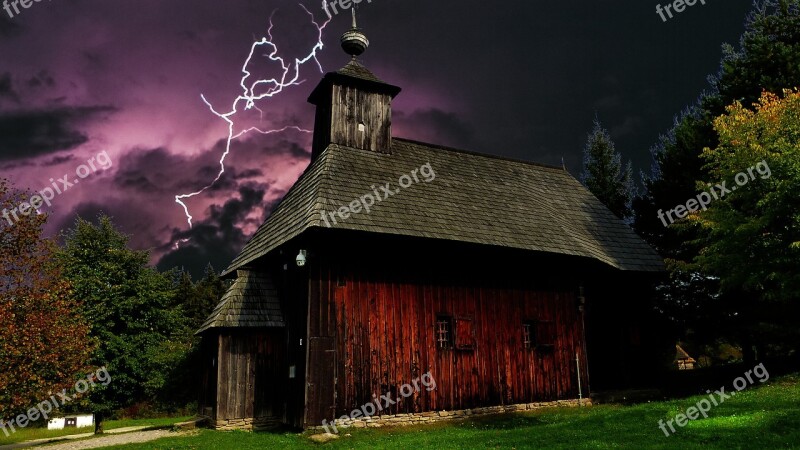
left=296, top=249, right=307, bottom=267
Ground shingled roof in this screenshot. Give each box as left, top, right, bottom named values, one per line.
left=196, top=270, right=285, bottom=334
left=336, top=58, right=385, bottom=83
left=309, top=59, right=401, bottom=103
left=223, top=139, right=664, bottom=275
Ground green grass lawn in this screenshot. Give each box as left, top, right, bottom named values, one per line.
left=0, top=416, right=192, bottom=446
left=15, top=373, right=798, bottom=449
left=107, top=373, right=800, bottom=449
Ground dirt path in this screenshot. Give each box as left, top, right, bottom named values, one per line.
left=39, top=429, right=189, bottom=449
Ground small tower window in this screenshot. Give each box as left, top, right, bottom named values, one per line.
left=358, top=122, right=366, bottom=132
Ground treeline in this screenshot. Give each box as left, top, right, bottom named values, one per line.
left=0, top=210, right=227, bottom=422
left=581, top=0, right=800, bottom=365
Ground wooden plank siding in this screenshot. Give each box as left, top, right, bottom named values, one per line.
left=311, top=84, right=394, bottom=158
left=215, top=330, right=285, bottom=423
left=304, top=235, right=591, bottom=426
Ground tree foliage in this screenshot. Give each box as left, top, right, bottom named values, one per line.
left=633, top=0, right=800, bottom=352
left=0, top=180, right=94, bottom=419
left=637, top=0, right=800, bottom=255
left=685, top=90, right=800, bottom=354
left=58, top=215, right=187, bottom=412
left=179, top=264, right=226, bottom=331
left=161, top=264, right=227, bottom=408
left=693, top=90, right=800, bottom=304
left=581, top=119, right=635, bottom=220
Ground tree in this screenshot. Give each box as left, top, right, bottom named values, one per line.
left=183, top=264, right=226, bottom=330
left=581, top=118, right=635, bottom=220
left=637, top=0, right=800, bottom=254
left=689, top=90, right=800, bottom=354
left=58, top=215, right=187, bottom=415
left=0, top=180, right=94, bottom=420
left=160, top=264, right=228, bottom=409
left=633, top=0, right=800, bottom=353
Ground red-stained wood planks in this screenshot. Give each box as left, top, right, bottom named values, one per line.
left=309, top=258, right=589, bottom=421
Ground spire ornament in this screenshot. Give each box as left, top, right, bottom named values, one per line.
left=340, top=8, right=369, bottom=57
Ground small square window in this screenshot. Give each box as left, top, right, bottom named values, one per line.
left=536, top=320, right=556, bottom=351
left=523, top=320, right=556, bottom=351
left=436, top=316, right=452, bottom=350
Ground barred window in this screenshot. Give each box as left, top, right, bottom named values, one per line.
left=436, top=316, right=452, bottom=349
left=523, top=322, right=533, bottom=349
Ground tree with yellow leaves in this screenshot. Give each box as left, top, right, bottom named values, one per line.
left=0, top=179, right=95, bottom=421
left=691, top=89, right=800, bottom=354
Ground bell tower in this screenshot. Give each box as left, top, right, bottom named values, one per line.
left=308, top=10, right=401, bottom=159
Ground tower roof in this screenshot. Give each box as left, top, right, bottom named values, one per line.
left=336, top=58, right=385, bottom=84
left=308, top=58, right=401, bottom=104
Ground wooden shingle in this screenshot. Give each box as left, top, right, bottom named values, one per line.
left=224, top=138, right=664, bottom=275
left=196, top=269, right=285, bottom=334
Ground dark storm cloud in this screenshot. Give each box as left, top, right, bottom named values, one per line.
left=55, top=203, right=114, bottom=235
left=281, top=141, right=312, bottom=159
left=0, top=14, right=22, bottom=38
left=41, top=154, right=76, bottom=166
left=27, top=71, right=56, bottom=89
left=113, top=145, right=239, bottom=195
left=394, top=108, right=477, bottom=150
left=0, top=73, right=19, bottom=104
left=233, top=168, right=264, bottom=180
left=0, top=0, right=763, bottom=274
left=350, top=0, right=754, bottom=171
left=156, top=184, right=274, bottom=279
left=0, top=105, right=115, bottom=161
left=0, top=159, right=33, bottom=171
left=114, top=147, right=178, bottom=193
left=201, top=167, right=240, bottom=193
left=52, top=200, right=175, bottom=260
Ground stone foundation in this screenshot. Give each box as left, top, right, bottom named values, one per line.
left=213, top=416, right=280, bottom=431
left=310, top=398, right=591, bottom=432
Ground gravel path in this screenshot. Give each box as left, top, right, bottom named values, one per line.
left=40, top=430, right=189, bottom=450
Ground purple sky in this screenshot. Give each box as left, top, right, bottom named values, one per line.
left=0, top=0, right=755, bottom=277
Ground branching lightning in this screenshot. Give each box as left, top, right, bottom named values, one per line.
left=174, top=4, right=329, bottom=234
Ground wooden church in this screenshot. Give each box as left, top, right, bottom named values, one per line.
left=196, top=17, right=664, bottom=431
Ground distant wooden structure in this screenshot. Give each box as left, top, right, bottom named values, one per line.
left=675, top=345, right=697, bottom=370
left=196, top=20, right=664, bottom=430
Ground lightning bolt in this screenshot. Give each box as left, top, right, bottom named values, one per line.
left=174, top=4, right=329, bottom=235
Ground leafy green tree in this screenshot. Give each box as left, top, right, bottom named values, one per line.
left=581, top=119, right=635, bottom=220
left=58, top=215, right=187, bottom=414
left=0, top=180, right=94, bottom=420
left=168, top=265, right=227, bottom=405
left=637, top=0, right=800, bottom=254
left=633, top=0, right=800, bottom=353
left=689, top=90, right=800, bottom=355
left=184, top=264, right=226, bottom=330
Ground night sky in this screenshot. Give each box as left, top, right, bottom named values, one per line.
left=0, top=0, right=755, bottom=278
